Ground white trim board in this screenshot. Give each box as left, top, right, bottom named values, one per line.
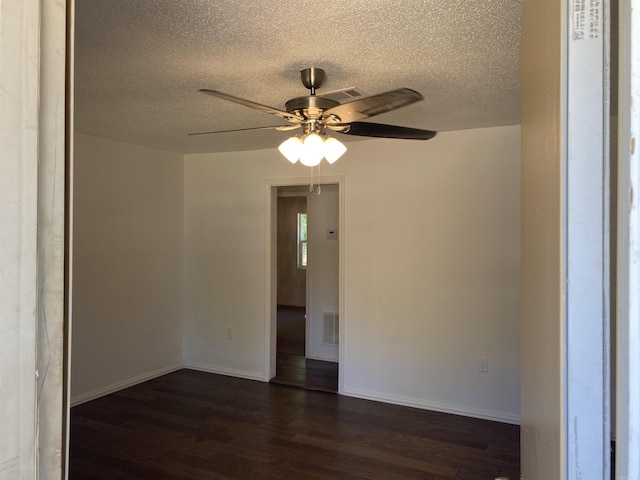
left=305, top=354, right=339, bottom=363
left=183, top=362, right=264, bottom=382
left=70, top=364, right=183, bottom=407
left=564, top=0, right=611, bottom=476
left=70, top=363, right=263, bottom=407
left=342, top=387, right=521, bottom=426
left=617, top=0, right=640, bottom=475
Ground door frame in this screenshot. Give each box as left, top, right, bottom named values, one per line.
left=264, top=175, right=345, bottom=392
left=563, top=0, right=611, bottom=476
left=616, top=0, right=640, bottom=476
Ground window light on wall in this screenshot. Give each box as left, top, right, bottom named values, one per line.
left=297, top=213, right=308, bottom=269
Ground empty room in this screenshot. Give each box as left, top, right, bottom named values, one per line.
left=2, top=0, right=613, bottom=478
left=69, top=2, right=521, bottom=478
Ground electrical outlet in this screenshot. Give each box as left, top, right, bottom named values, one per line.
left=478, top=356, right=489, bottom=373
left=226, top=327, right=232, bottom=339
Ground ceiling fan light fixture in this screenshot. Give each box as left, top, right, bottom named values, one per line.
left=323, top=137, right=346, bottom=164
left=299, top=133, right=324, bottom=167
left=278, top=136, right=303, bottom=163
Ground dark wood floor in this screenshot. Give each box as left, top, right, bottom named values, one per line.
left=275, top=305, right=306, bottom=356
left=69, top=369, right=520, bottom=479
left=273, top=305, right=338, bottom=393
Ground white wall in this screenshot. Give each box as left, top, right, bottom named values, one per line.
left=184, top=125, right=521, bottom=422
left=70, top=133, right=184, bottom=403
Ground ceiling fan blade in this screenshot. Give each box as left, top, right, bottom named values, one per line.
left=335, top=122, right=437, bottom=140
left=188, top=124, right=300, bottom=136
left=322, top=88, right=423, bottom=123
left=199, top=89, right=303, bottom=122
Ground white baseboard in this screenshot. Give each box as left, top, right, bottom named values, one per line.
left=341, top=387, right=520, bottom=425
left=70, top=363, right=183, bottom=407
left=305, top=354, right=338, bottom=363
left=184, top=362, right=264, bottom=382
left=70, top=363, right=519, bottom=426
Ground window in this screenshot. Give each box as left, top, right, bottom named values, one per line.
left=297, top=213, right=307, bottom=269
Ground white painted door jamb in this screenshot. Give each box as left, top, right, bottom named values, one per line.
left=565, top=0, right=611, bottom=478
left=616, top=0, right=640, bottom=477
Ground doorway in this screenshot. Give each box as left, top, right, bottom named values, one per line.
left=266, top=180, right=343, bottom=393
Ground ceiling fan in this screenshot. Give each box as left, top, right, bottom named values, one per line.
left=190, top=67, right=437, bottom=166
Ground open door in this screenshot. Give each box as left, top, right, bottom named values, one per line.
left=305, top=183, right=340, bottom=364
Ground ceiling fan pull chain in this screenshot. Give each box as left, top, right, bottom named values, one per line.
left=317, top=163, right=322, bottom=195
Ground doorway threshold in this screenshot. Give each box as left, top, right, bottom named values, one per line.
left=270, top=353, right=338, bottom=393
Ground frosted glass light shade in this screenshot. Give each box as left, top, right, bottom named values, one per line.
left=278, top=136, right=303, bottom=163
left=299, top=133, right=324, bottom=167
left=323, top=137, right=346, bottom=164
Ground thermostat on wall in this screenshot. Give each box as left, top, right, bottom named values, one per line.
left=327, top=229, right=338, bottom=240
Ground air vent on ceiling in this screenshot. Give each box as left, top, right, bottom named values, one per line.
left=318, top=87, right=367, bottom=103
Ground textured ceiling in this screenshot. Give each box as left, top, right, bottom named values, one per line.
left=74, top=0, right=523, bottom=154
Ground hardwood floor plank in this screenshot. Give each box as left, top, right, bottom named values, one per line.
left=287, top=433, right=458, bottom=477
left=266, top=436, right=452, bottom=480
left=72, top=446, right=189, bottom=480
left=69, top=369, right=519, bottom=479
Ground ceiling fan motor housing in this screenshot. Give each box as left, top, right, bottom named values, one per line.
left=285, top=96, right=339, bottom=117
left=285, top=95, right=341, bottom=134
